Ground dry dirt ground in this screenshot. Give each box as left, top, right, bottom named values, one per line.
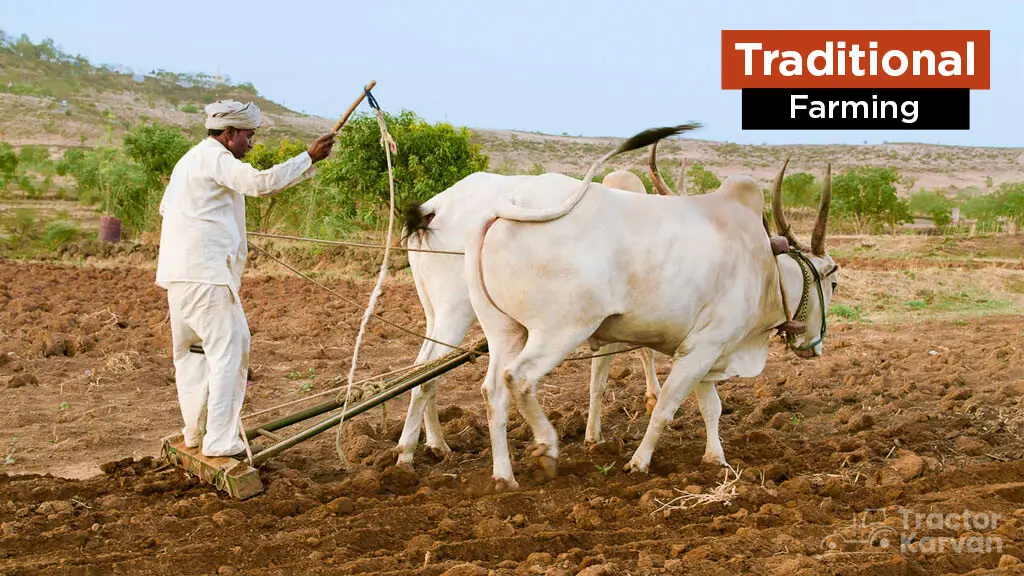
left=2, top=249, right=1024, bottom=575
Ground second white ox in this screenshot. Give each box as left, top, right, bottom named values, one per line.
left=395, top=165, right=671, bottom=466
left=463, top=125, right=839, bottom=488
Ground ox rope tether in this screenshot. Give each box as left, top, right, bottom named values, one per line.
left=331, top=82, right=399, bottom=468
left=775, top=248, right=827, bottom=353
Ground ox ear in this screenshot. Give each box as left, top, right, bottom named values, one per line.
left=770, top=235, right=790, bottom=256
left=778, top=320, right=807, bottom=335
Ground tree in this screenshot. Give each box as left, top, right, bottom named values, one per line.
left=686, top=162, right=721, bottom=194
left=781, top=172, right=820, bottom=208
left=242, top=138, right=309, bottom=232
left=56, top=148, right=100, bottom=202
left=57, top=147, right=155, bottom=236
left=0, top=142, right=18, bottom=189
left=994, top=183, right=1024, bottom=228
left=122, top=122, right=193, bottom=184
left=98, top=151, right=154, bottom=234
left=831, top=166, right=912, bottom=234
left=17, top=145, right=50, bottom=169
left=315, top=110, right=489, bottom=226
left=909, top=190, right=957, bottom=228
left=960, top=195, right=1001, bottom=227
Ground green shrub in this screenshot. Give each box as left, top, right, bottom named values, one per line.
left=909, top=190, right=957, bottom=227
left=686, top=162, right=721, bottom=195
left=43, top=219, right=80, bottom=247
left=831, top=166, right=912, bottom=234
left=0, top=142, right=18, bottom=179
left=122, top=121, right=193, bottom=183
left=17, top=145, right=50, bottom=168
left=314, top=110, right=489, bottom=227
left=0, top=207, right=39, bottom=249
left=243, top=138, right=310, bottom=232
left=781, top=172, right=821, bottom=208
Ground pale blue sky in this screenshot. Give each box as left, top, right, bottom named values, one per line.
left=1, top=0, right=1020, bottom=147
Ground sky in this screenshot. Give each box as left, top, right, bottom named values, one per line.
left=1, top=0, right=1020, bottom=147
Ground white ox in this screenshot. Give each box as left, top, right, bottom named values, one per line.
left=394, top=163, right=675, bottom=466
left=463, top=124, right=839, bottom=488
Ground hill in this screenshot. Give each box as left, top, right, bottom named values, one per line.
left=0, top=30, right=334, bottom=149
left=1, top=30, right=1022, bottom=195
left=470, top=129, right=1024, bottom=195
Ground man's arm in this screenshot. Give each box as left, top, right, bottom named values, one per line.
left=213, top=132, right=336, bottom=198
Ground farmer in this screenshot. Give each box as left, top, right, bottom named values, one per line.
left=155, top=100, right=336, bottom=458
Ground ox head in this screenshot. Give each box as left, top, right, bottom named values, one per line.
left=770, top=158, right=839, bottom=359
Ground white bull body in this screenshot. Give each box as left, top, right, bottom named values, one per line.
left=465, top=155, right=837, bottom=488
left=396, top=169, right=662, bottom=465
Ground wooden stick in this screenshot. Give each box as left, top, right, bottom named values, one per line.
left=332, top=80, right=377, bottom=133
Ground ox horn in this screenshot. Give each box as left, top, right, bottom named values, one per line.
left=648, top=140, right=678, bottom=196
left=811, top=162, right=832, bottom=256
left=771, top=157, right=808, bottom=253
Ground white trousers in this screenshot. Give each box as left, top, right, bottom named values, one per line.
left=166, top=282, right=250, bottom=457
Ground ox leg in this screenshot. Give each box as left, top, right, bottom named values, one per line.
left=694, top=379, right=727, bottom=467
left=636, top=347, right=661, bottom=416
left=480, top=325, right=527, bottom=489
left=625, top=346, right=720, bottom=473
left=396, top=311, right=472, bottom=466
left=504, top=328, right=597, bottom=479
left=396, top=343, right=435, bottom=465
left=420, top=309, right=473, bottom=456
left=585, top=342, right=627, bottom=444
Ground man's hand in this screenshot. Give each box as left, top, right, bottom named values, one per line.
left=307, top=132, right=337, bottom=163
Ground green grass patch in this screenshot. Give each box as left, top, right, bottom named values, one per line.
left=829, top=303, right=864, bottom=321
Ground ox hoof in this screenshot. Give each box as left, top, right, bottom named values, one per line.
left=624, top=460, right=649, bottom=474
left=645, top=396, right=658, bottom=416
left=701, top=454, right=728, bottom=468
left=426, top=444, right=452, bottom=459
left=395, top=449, right=415, bottom=467
left=529, top=443, right=558, bottom=460
left=534, top=455, right=558, bottom=480
left=584, top=437, right=601, bottom=450
left=528, top=443, right=559, bottom=480
left=493, top=477, right=520, bottom=492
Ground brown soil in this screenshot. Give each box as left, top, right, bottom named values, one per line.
left=2, top=260, right=1024, bottom=575
left=836, top=256, right=1024, bottom=271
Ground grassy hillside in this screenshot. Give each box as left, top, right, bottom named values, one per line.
left=470, top=129, right=1024, bottom=195
left=0, top=30, right=333, bottom=149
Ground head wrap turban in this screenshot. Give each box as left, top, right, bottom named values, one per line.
left=204, top=100, right=262, bottom=130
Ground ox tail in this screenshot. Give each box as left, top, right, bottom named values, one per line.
left=400, top=201, right=435, bottom=247
left=465, top=211, right=505, bottom=326
left=492, top=123, right=701, bottom=223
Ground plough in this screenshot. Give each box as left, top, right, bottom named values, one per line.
left=160, top=338, right=487, bottom=499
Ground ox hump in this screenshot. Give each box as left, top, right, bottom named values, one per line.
left=716, top=175, right=765, bottom=214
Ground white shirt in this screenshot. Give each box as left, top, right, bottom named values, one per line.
left=156, top=137, right=314, bottom=293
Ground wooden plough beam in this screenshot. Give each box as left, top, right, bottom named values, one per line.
left=161, top=338, right=487, bottom=499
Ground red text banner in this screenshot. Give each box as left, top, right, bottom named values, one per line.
left=721, top=30, right=990, bottom=90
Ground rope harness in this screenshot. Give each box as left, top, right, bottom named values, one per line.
left=333, top=87, right=399, bottom=467
left=777, top=248, right=828, bottom=353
